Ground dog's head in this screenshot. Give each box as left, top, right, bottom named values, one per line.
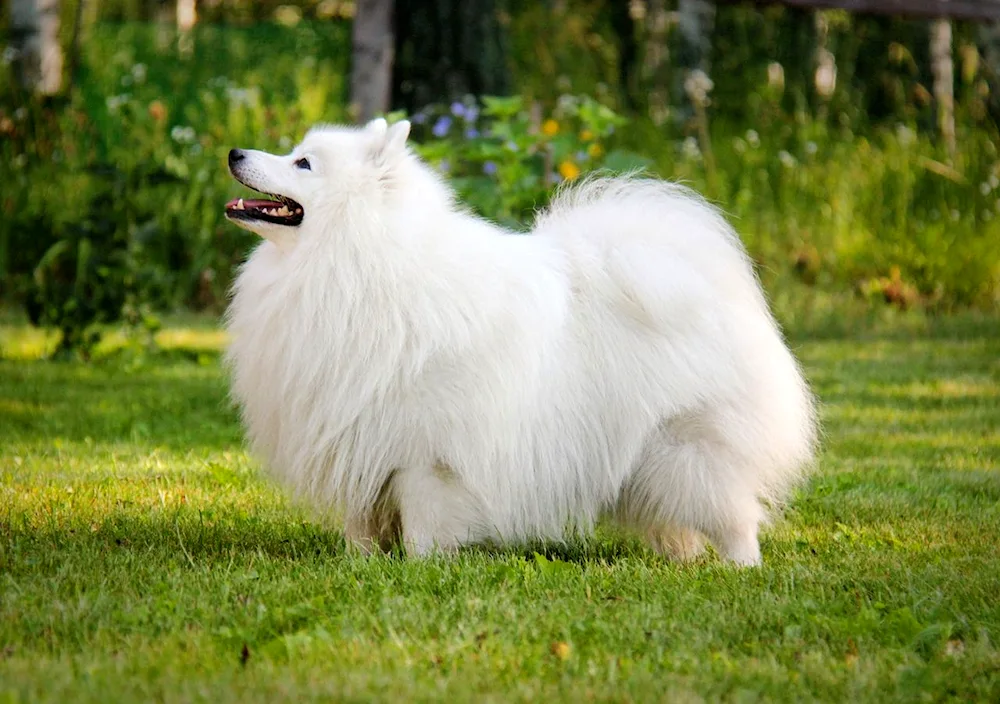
left=225, top=118, right=412, bottom=242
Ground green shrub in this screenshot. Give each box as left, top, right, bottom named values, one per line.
left=2, top=20, right=999, bottom=355
left=1, top=22, right=350, bottom=353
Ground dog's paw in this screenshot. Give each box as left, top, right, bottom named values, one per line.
left=713, top=527, right=763, bottom=567
left=647, top=525, right=707, bottom=562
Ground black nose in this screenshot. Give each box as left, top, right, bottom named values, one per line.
left=228, top=149, right=246, bottom=167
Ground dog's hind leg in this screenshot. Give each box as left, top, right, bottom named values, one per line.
left=391, top=462, right=489, bottom=556
left=615, top=416, right=765, bottom=567
left=344, top=477, right=402, bottom=554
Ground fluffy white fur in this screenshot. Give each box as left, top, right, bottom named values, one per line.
left=223, top=118, right=817, bottom=566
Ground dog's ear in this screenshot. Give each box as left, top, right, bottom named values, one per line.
left=366, top=117, right=389, bottom=136
left=385, top=120, right=410, bottom=152
left=371, top=119, right=411, bottom=178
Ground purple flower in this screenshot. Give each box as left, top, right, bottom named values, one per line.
left=576, top=150, right=588, bottom=162
left=465, top=128, right=480, bottom=139
left=450, top=102, right=466, bottom=118
left=412, top=110, right=427, bottom=125
left=504, top=140, right=518, bottom=151
left=438, top=159, right=450, bottom=173
left=464, top=105, right=479, bottom=123
left=483, top=161, right=498, bottom=176
left=432, top=116, right=452, bottom=137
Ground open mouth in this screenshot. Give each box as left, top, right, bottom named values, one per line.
left=225, top=193, right=304, bottom=227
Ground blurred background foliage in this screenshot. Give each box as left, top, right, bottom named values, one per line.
left=1, top=0, right=999, bottom=356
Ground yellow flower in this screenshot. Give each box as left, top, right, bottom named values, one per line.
left=558, top=160, right=581, bottom=181
left=542, top=119, right=559, bottom=137
left=579, top=129, right=594, bottom=141
left=587, top=142, right=603, bottom=158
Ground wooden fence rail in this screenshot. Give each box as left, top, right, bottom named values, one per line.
left=720, top=1, right=1000, bottom=22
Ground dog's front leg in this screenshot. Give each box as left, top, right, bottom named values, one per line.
left=392, top=464, right=486, bottom=557
left=344, top=516, right=380, bottom=555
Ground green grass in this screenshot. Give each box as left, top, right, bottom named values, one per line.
left=1, top=316, right=999, bottom=702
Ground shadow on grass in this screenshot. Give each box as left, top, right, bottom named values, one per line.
left=4, top=510, right=345, bottom=568
left=4, top=507, right=665, bottom=577
left=462, top=533, right=654, bottom=565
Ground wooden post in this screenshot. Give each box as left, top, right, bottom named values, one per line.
left=10, top=0, right=63, bottom=95
left=930, top=17, right=956, bottom=158
left=716, top=1, right=1000, bottom=23
left=978, top=19, right=1000, bottom=121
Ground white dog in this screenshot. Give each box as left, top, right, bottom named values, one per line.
left=223, top=118, right=817, bottom=566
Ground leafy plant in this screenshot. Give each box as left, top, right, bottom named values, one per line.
left=24, top=161, right=182, bottom=358
left=407, top=94, right=649, bottom=227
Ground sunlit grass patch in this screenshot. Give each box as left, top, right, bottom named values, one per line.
left=1, top=315, right=998, bottom=702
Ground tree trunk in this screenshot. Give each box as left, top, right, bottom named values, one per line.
left=930, top=17, right=955, bottom=158
left=608, top=0, right=639, bottom=112
left=675, top=0, right=715, bottom=116
left=11, top=0, right=64, bottom=95
left=392, top=0, right=510, bottom=114
left=350, top=0, right=395, bottom=123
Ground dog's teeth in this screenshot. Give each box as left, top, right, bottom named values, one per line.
left=235, top=199, right=245, bottom=210
left=277, top=206, right=290, bottom=216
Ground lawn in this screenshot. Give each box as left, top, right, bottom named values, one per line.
left=1, top=315, right=998, bottom=702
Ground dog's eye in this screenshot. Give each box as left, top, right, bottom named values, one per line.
left=294, top=157, right=311, bottom=171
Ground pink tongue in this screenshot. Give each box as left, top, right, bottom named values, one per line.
left=225, top=198, right=283, bottom=209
